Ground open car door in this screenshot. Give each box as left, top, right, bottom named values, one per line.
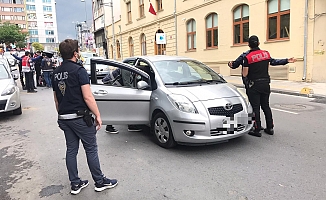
left=90, top=58, right=152, bottom=125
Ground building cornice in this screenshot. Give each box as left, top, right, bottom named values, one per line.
left=176, top=0, right=221, bottom=16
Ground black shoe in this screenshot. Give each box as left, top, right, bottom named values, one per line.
left=23, top=86, right=27, bottom=90
left=71, top=180, right=89, bottom=195
left=95, top=177, right=118, bottom=192
left=105, top=126, right=119, bottom=134
left=248, top=130, right=262, bottom=137
left=27, top=90, right=37, bottom=93
left=128, top=125, right=142, bottom=132
left=264, top=128, right=274, bottom=135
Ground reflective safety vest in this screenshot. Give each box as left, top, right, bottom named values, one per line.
left=22, top=56, right=30, bottom=67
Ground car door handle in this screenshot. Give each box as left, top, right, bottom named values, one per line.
left=93, top=90, right=108, bottom=95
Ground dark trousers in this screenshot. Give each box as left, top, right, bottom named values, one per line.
left=25, top=72, right=34, bottom=91
left=58, top=118, right=104, bottom=185
left=43, top=71, right=52, bottom=87
left=247, top=82, right=274, bottom=130
left=35, top=65, right=42, bottom=86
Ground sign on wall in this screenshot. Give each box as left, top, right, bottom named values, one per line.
left=156, top=33, right=166, bottom=44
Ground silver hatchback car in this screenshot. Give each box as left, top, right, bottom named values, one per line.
left=90, top=56, right=253, bottom=148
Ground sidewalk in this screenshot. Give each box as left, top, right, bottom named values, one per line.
left=223, top=76, right=326, bottom=98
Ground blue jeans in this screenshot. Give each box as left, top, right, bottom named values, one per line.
left=43, top=71, right=52, bottom=87
left=58, top=118, right=104, bottom=185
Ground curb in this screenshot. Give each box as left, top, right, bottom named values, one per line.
left=232, top=83, right=326, bottom=99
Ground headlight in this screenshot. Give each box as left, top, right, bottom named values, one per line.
left=167, top=94, right=198, bottom=114
left=1, top=85, right=16, bottom=96
left=236, top=88, right=249, bottom=105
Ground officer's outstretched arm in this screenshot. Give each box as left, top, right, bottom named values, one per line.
left=270, top=58, right=289, bottom=66
left=229, top=50, right=250, bottom=69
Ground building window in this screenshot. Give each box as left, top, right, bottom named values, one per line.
left=156, top=0, right=162, bottom=11
left=140, top=33, right=146, bottom=56
left=43, top=6, right=52, bottom=12
left=129, top=37, right=134, bottom=57
left=206, top=13, right=218, bottom=48
left=267, top=0, right=290, bottom=40
left=45, top=30, right=54, bottom=35
left=29, top=29, right=38, bottom=35
left=155, top=29, right=166, bottom=55
left=26, top=0, right=35, bottom=2
left=42, top=0, right=51, bottom=3
left=116, top=40, right=121, bottom=58
left=46, top=38, right=55, bottom=43
left=233, top=4, right=249, bottom=44
left=30, top=38, right=39, bottom=43
left=139, top=0, right=144, bottom=18
left=186, top=19, right=196, bottom=50
left=44, top=22, right=53, bottom=27
left=127, top=2, right=132, bottom=22
left=26, top=5, right=36, bottom=11
left=14, top=7, right=24, bottom=12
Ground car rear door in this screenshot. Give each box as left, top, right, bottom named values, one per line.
left=90, top=58, right=152, bottom=125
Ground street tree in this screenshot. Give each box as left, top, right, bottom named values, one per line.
left=32, top=42, right=44, bottom=51
left=15, top=41, right=26, bottom=49
left=0, top=22, right=28, bottom=45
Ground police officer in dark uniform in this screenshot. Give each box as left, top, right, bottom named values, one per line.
left=242, top=35, right=296, bottom=137
left=52, top=39, right=118, bottom=195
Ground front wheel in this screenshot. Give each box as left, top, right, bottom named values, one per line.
left=13, top=105, right=22, bottom=115
left=151, top=112, right=176, bottom=148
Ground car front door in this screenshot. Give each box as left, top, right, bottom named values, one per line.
left=90, top=58, right=152, bottom=125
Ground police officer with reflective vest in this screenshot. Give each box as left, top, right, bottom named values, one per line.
left=242, top=35, right=296, bottom=137
left=52, top=39, right=118, bottom=194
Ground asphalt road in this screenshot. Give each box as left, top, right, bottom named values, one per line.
left=0, top=87, right=325, bottom=200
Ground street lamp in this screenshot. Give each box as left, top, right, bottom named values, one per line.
left=101, top=0, right=116, bottom=60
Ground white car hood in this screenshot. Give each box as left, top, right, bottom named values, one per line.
left=166, top=83, right=240, bottom=102
left=0, top=79, right=12, bottom=93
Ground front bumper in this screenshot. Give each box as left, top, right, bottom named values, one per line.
left=0, top=88, right=21, bottom=113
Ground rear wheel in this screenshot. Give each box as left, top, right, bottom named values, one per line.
left=151, top=112, right=176, bottom=148
left=13, top=104, right=22, bottom=115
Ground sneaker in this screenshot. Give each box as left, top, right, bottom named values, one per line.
left=95, top=178, right=118, bottom=192
left=105, top=125, right=119, bottom=134
left=128, top=125, right=142, bottom=132
left=264, top=128, right=274, bottom=135
left=248, top=130, right=262, bottom=137
left=71, top=180, right=89, bottom=195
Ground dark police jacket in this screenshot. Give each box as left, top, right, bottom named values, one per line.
left=243, top=47, right=289, bottom=82
left=52, top=60, right=90, bottom=115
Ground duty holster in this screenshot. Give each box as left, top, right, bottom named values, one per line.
left=77, top=109, right=94, bottom=127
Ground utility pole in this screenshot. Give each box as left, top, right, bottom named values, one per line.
left=101, top=0, right=116, bottom=60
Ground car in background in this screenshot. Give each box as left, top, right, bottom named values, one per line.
left=3, top=52, right=17, bottom=68
left=80, top=52, right=98, bottom=59
left=90, top=56, right=253, bottom=148
left=84, top=57, right=110, bottom=78
left=0, top=63, right=22, bottom=115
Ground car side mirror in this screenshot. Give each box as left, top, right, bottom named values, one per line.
left=12, top=73, right=19, bottom=80
left=137, top=80, right=149, bottom=90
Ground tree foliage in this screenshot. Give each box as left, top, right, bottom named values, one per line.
left=0, top=22, right=28, bottom=44
left=32, top=42, right=44, bottom=51
left=15, top=41, right=26, bottom=48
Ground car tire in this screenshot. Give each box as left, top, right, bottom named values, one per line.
left=13, top=105, right=22, bottom=115
left=151, top=112, right=176, bottom=149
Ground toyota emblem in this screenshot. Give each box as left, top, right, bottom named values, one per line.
left=224, top=103, right=233, bottom=111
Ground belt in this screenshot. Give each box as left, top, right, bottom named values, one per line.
left=253, top=78, right=270, bottom=82
left=58, top=113, right=83, bottom=120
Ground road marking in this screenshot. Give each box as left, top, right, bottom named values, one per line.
left=271, top=108, right=299, bottom=115
left=271, top=92, right=312, bottom=99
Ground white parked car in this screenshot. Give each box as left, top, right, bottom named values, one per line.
left=0, top=63, right=22, bottom=115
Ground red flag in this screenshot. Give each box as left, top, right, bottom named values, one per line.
left=149, top=2, right=156, bottom=15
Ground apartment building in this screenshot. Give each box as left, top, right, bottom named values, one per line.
left=99, top=0, right=326, bottom=82
left=0, top=0, right=26, bottom=30
left=26, top=0, right=58, bottom=51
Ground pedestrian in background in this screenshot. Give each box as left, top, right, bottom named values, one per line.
left=41, top=53, right=54, bottom=88
left=52, top=39, right=118, bottom=195
left=241, top=35, right=296, bottom=137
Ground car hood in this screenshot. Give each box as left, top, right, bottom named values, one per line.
left=0, top=79, right=13, bottom=93
left=166, top=83, right=240, bottom=102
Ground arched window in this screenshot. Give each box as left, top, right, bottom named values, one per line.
left=140, top=33, right=146, bottom=55
left=187, top=19, right=196, bottom=50
left=233, top=4, right=249, bottom=44
left=129, top=37, right=134, bottom=56
left=110, top=44, right=113, bottom=59
left=267, top=0, right=290, bottom=40
left=116, top=40, right=121, bottom=58
left=205, top=13, right=218, bottom=48
left=155, top=29, right=166, bottom=55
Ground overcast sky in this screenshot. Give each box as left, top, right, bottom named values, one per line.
left=56, top=0, right=93, bottom=41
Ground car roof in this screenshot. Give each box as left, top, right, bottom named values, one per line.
left=128, top=55, right=196, bottom=62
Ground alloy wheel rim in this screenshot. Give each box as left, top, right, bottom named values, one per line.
left=154, top=117, right=169, bottom=144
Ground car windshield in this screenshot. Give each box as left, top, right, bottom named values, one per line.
left=153, top=60, right=225, bottom=85
left=81, top=52, right=97, bottom=58
left=0, top=64, right=10, bottom=79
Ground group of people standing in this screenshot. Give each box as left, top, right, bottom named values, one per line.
left=12, top=51, right=57, bottom=93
